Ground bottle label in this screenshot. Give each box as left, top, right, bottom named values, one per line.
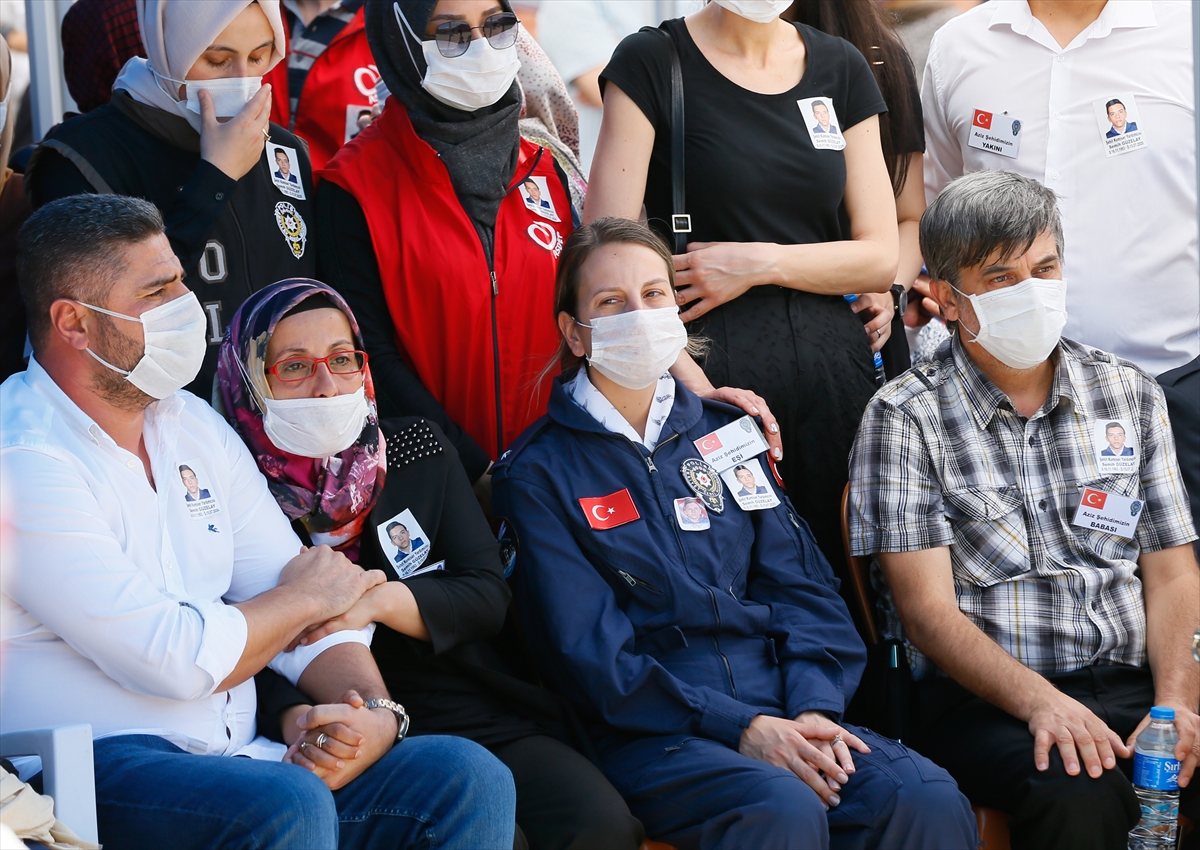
left=1134, top=752, right=1180, bottom=791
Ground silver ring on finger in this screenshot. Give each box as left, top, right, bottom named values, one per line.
left=832, top=733, right=842, bottom=746
left=299, top=741, right=311, bottom=753
left=315, top=733, right=329, bottom=751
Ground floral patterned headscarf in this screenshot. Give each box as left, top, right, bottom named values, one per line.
left=218, top=279, right=384, bottom=554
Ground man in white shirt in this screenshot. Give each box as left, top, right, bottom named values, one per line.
left=922, top=0, right=1198, bottom=379
left=0, top=195, right=515, bottom=849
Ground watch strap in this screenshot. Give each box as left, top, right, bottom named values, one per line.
left=364, top=698, right=410, bottom=743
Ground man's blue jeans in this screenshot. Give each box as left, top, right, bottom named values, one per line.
left=91, top=734, right=516, bottom=849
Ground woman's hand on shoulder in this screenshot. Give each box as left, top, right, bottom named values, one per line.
left=199, top=84, right=273, bottom=181
left=674, top=242, right=776, bottom=322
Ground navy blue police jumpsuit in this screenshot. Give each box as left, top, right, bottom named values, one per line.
left=493, top=375, right=977, bottom=850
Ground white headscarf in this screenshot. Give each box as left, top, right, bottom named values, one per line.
left=113, top=0, right=285, bottom=132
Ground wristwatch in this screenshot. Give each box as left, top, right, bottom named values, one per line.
left=889, top=284, right=908, bottom=316
left=364, top=698, right=410, bottom=743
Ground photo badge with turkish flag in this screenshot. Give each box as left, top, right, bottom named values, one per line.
left=1071, top=486, right=1143, bottom=539
left=579, top=489, right=641, bottom=530
left=967, top=106, right=1021, bottom=159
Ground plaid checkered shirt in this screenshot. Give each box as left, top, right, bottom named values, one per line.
left=848, top=335, right=1197, bottom=680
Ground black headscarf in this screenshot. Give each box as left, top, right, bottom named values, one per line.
left=365, top=0, right=521, bottom=262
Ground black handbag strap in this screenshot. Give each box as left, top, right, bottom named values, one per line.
left=654, top=27, right=689, bottom=254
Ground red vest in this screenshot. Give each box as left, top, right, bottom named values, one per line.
left=266, top=8, right=379, bottom=173
left=320, top=102, right=574, bottom=459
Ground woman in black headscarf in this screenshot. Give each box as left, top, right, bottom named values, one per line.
left=316, top=0, right=781, bottom=508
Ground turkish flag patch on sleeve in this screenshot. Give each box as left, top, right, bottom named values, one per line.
left=579, top=489, right=641, bottom=530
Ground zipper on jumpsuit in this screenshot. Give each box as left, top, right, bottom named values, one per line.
left=642, top=434, right=738, bottom=700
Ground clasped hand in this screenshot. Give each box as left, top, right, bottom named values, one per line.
left=739, top=713, right=870, bottom=809
left=282, top=689, right=397, bottom=790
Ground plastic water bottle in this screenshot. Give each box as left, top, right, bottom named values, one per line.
left=1127, top=706, right=1181, bottom=850
left=844, top=294, right=887, bottom=387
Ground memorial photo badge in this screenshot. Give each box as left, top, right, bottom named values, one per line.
left=266, top=143, right=305, bottom=200
left=1093, top=93, right=1147, bottom=158
left=177, top=458, right=222, bottom=521
left=274, top=202, right=308, bottom=259
left=519, top=175, right=560, bottom=223
left=720, top=458, right=780, bottom=512
left=797, top=96, right=846, bottom=151
left=1094, top=418, right=1138, bottom=474
left=345, top=104, right=375, bottom=143
left=377, top=508, right=432, bottom=578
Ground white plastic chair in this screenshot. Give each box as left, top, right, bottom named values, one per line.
left=0, top=725, right=98, bottom=845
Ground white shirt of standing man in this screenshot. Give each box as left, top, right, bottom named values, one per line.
left=922, top=0, right=1198, bottom=377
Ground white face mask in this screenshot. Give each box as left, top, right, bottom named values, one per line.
left=82, top=291, right=209, bottom=399
left=954, top=278, right=1068, bottom=370
left=0, top=78, right=11, bottom=135
left=393, top=3, right=520, bottom=112
left=261, top=387, right=370, bottom=459
left=578, top=306, right=688, bottom=390
left=183, top=75, right=262, bottom=118
left=713, top=0, right=794, bottom=24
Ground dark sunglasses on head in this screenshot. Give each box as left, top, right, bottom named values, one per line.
left=432, top=11, right=519, bottom=58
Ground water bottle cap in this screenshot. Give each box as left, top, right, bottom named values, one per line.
left=843, top=294, right=859, bottom=303
left=1149, top=706, right=1175, bottom=721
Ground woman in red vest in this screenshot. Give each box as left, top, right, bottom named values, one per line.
left=265, top=1, right=380, bottom=173
left=317, top=0, right=781, bottom=497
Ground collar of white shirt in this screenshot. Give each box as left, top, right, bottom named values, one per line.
left=567, top=367, right=675, bottom=452
left=989, top=0, right=1156, bottom=45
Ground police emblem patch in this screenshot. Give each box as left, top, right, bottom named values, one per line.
left=681, top=458, right=724, bottom=514
left=274, top=202, right=307, bottom=259
left=1012, top=119, right=1021, bottom=136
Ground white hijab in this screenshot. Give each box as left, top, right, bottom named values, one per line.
left=113, top=0, right=285, bottom=132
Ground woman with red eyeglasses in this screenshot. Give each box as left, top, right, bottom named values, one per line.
left=317, top=0, right=781, bottom=511
left=217, top=278, right=643, bottom=850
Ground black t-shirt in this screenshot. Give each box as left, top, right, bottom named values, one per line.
left=601, top=18, right=887, bottom=247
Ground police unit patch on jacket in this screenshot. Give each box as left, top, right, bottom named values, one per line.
left=274, top=202, right=307, bottom=259
left=579, top=489, right=640, bottom=530
left=680, top=458, right=724, bottom=514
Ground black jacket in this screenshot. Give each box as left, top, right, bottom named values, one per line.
left=256, top=417, right=567, bottom=749
left=26, top=92, right=317, bottom=397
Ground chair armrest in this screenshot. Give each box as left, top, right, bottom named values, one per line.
left=0, top=725, right=98, bottom=845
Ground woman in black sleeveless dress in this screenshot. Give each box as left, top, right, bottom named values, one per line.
left=586, top=1, right=898, bottom=578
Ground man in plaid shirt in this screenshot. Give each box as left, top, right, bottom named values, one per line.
left=849, top=170, right=1199, bottom=849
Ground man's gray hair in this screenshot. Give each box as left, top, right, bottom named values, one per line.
left=920, top=171, right=1064, bottom=286
left=17, top=194, right=165, bottom=351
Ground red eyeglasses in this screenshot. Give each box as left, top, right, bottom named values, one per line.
left=266, top=350, right=369, bottom=382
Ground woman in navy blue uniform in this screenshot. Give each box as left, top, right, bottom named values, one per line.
left=493, top=218, right=976, bottom=850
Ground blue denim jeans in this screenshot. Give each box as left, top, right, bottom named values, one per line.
left=92, top=734, right=516, bottom=849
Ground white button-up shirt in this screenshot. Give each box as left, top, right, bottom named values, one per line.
left=567, top=368, right=676, bottom=451
left=922, top=0, right=1199, bottom=376
left=0, top=360, right=370, bottom=755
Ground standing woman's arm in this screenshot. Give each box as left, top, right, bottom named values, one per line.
left=894, top=152, right=926, bottom=293
left=583, top=82, right=656, bottom=223
left=672, top=114, right=897, bottom=323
